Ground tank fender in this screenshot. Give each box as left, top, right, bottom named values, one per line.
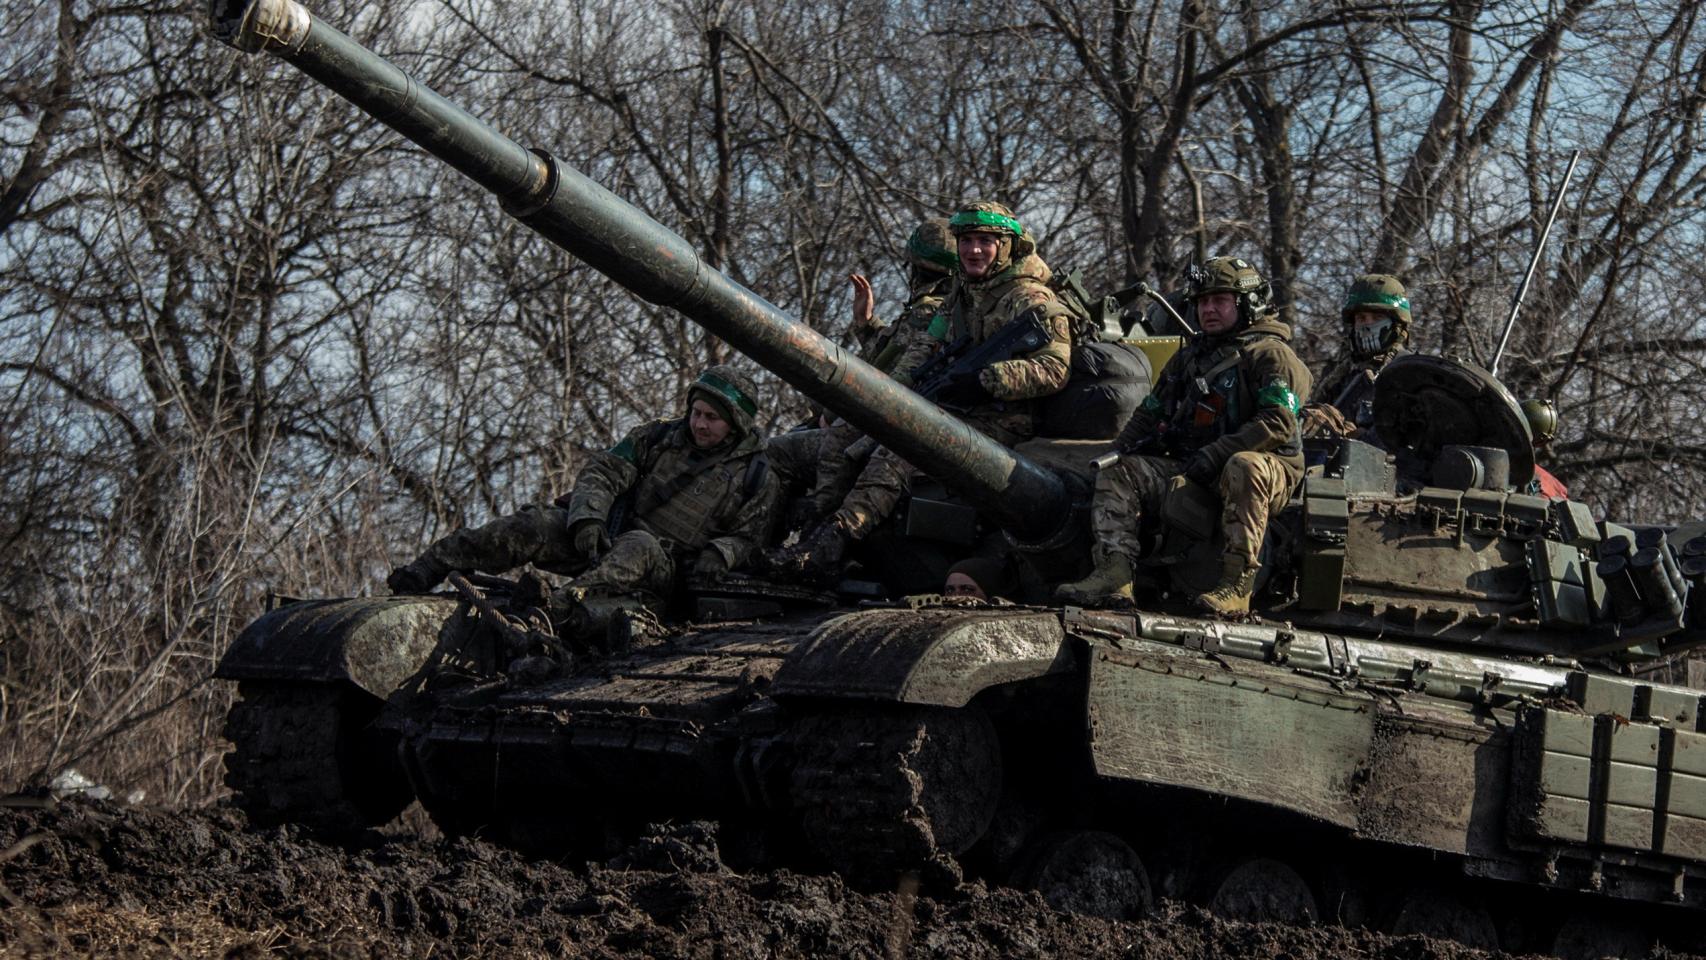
left=770, top=607, right=1074, bottom=707
left=215, top=596, right=464, bottom=699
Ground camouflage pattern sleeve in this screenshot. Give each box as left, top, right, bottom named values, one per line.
left=1197, top=340, right=1313, bottom=468
left=885, top=312, right=950, bottom=386
left=562, top=420, right=656, bottom=528
left=978, top=303, right=1073, bottom=401
left=703, top=460, right=784, bottom=571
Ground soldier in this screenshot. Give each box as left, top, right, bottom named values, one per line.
left=1055, top=256, right=1312, bottom=615
left=767, top=219, right=959, bottom=520
left=942, top=556, right=1017, bottom=602
left=1301, top=274, right=1412, bottom=440
left=770, top=200, right=1077, bottom=581
left=386, top=364, right=780, bottom=633
left=1523, top=397, right=1570, bottom=500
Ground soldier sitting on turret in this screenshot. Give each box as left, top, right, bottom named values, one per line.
left=767, top=200, right=1078, bottom=582
left=1300, top=274, right=1412, bottom=440
left=1055, top=256, right=1312, bottom=615
left=387, top=365, right=780, bottom=638
left=766, top=219, right=958, bottom=524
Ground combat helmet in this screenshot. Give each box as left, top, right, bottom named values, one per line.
left=686, top=364, right=760, bottom=440
left=948, top=201, right=1036, bottom=275
left=1342, top=274, right=1412, bottom=361
left=1189, top=256, right=1273, bottom=329
left=1521, top=398, right=1557, bottom=447
left=906, top=219, right=958, bottom=280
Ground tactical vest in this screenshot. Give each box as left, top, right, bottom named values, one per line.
left=1164, top=333, right=1303, bottom=458
left=620, top=421, right=769, bottom=554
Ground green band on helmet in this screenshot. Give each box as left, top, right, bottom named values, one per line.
left=1257, top=380, right=1301, bottom=415
left=908, top=234, right=960, bottom=270
left=1345, top=291, right=1411, bottom=314
left=949, top=209, right=1024, bottom=237
left=696, top=371, right=758, bottom=417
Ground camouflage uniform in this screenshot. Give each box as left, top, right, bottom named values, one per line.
left=809, top=223, right=959, bottom=518
left=1058, top=257, right=1311, bottom=614
left=766, top=202, right=1074, bottom=582
left=1301, top=274, right=1412, bottom=440
left=831, top=203, right=1074, bottom=538
left=388, top=365, right=779, bottom=621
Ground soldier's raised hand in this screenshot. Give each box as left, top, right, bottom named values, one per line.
left=848, top=273, right=875, bottom=334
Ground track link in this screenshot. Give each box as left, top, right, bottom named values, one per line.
left=789, top=705, right=1000, bottom=886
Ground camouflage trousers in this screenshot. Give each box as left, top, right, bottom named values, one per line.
left=832, top=413, right=1026, bottom=539
left=765, top=423, right=871, bottom=517
left=415, top=504, right=674, bottom=600
left=1091, top=450, right=1295, bottom=567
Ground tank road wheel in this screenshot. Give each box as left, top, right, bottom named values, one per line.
left=1208, top=857, right=1318, bottom=924
left=789, top=705, right=1001, bottom=887
left=223, top=680, right=412, bottom=832
left=1013, top=830, right=1152, bottom=920
left=1387, top=887, right=1499, bottom=950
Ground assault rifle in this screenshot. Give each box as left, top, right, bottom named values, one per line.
left=910, top=309, right=1054, bottom=410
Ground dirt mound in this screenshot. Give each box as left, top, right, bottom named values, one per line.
left=0, top=799, right=1658, bottom=959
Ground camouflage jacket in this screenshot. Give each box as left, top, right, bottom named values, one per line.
left=1311, top=347, right=1407, bottom=434
left=954, top=254, right=1073, bottom=400
left=863, top=277, right=953, bottom=387
left=563, top=418, right=780, bottom=569
left=1117, top=315, right=1313, bottom=480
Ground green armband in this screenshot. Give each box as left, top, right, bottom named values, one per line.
left=926, top=313, right=950, bottom=341
left=608, top=436, right=637, bottom=463
left=1257, top=380, right=1301, bottom=414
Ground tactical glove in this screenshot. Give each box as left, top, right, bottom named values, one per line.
left=571, top=520, right=611, bottom=560
left=935, top=368, right=994, bottom=408
left=1183, top=451, right=1220, bottom=489
left=694, top=549, right=729, bottom=579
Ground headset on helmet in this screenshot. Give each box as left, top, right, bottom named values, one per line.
left=1189, top=256, right=1272, bottom=329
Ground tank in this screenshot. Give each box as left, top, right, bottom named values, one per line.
left=209, top=2, right=1706, bottom=954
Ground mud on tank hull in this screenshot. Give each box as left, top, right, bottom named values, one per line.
left=221, top=594, right=1706, bottom=955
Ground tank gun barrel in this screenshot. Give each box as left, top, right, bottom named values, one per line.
left=208, top=0, right=1072, bottom=541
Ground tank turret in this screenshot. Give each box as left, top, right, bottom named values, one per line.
left=208, top=0, right=1074, bottom=546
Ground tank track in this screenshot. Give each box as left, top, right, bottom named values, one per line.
left=788, top=705, right=1000, bottom=887
left=223, top=680, right=412, bottom=831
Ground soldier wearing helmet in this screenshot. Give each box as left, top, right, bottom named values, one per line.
left=770, top=200, right=1076, bottom=582
left=1056, top=256, right=1313, bottom=615
left=1522, top=398, right=1570, bottom=500
left=387, top=364, right=781, bottom=640
left=849, top=218, right=959, bottom=374
left=766, top=218, right=960, bottom=522
left=1302, top=274, right=1413, bottom=439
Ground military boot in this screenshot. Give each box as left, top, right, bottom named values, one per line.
left=1196, top=554, right=1260, bottom=617
left=1053, top=554, right=1136, bottom=606
left=386, top=558, right=448, bottom=594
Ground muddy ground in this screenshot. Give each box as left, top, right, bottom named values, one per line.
left=0, top=799, right=1688, bottom=959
